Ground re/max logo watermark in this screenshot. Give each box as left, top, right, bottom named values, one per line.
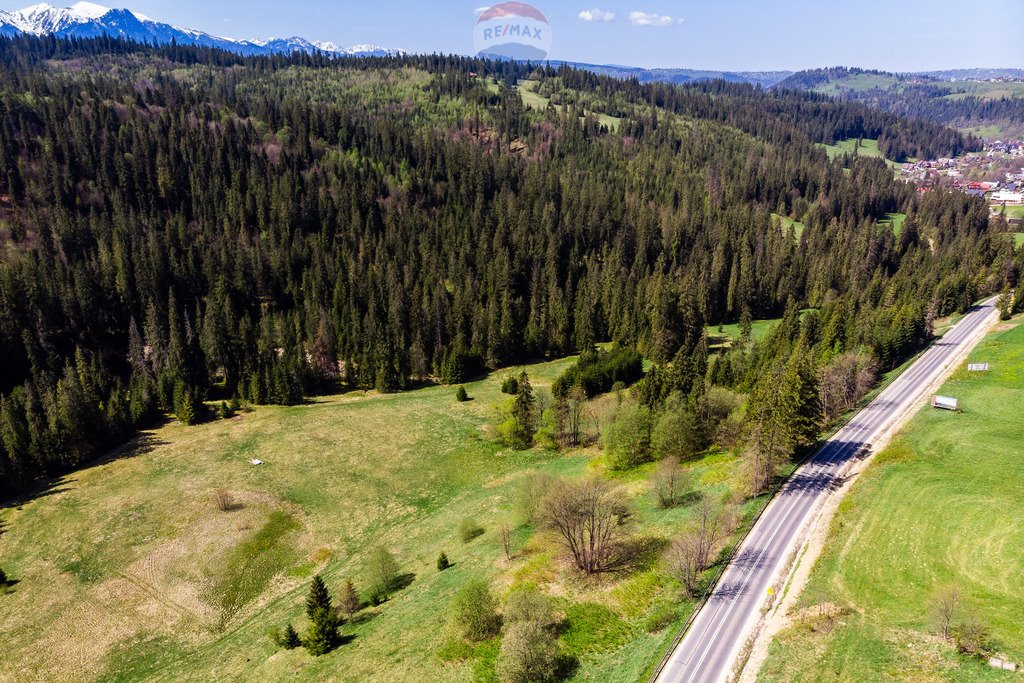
left=481, top=24, right=544, bottom=42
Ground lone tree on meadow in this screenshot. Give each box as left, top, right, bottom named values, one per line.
left=450, top=577, right=501, bottom=642
left=495, top=619, right=560, bottom=683
left=338, top=578, right=361, bottom=618
left=365, top=547, right=401, bottom=604
left=650, top=456, right=691, bottom=509
left=540, top=478, right=629, bottom=574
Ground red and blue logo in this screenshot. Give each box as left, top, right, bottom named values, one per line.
left=473, top=2, right=552, bottom=61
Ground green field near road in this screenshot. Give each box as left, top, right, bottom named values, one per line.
left=760, top=319, right=1024, bottom=682
left=0, top=352, right=766, bottom=683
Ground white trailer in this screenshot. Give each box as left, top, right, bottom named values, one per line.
left=932, top=395, right=959, bottom=411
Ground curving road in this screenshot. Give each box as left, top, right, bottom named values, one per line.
left=654, top=298, right=999, bottom=683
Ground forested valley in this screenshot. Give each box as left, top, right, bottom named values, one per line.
left=0, top=35, right=1018, bottom=498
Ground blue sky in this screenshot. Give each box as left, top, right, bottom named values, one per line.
left=2, top=0, right=1021, bottom=71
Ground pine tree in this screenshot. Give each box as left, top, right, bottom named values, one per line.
left=339, top=579, right=360, bottom=618
left=177, top=389, right=195, bottom=426
left=304, top=575, right=339, bottom=656
left=437, top=552, right=451, bottom=571
left=306, top=575, right=331, bottom=620
left=509, top=371, right=537, bottom=448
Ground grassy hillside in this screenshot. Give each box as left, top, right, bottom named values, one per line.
left=818, top=138, right=901, bottom=169
left=760, top=319, right=1024, bottom=682
left=0, top=355, right=762, bottom=683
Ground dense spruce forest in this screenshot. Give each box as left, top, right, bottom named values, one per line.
left=0, top=35, right=1017, bottom=498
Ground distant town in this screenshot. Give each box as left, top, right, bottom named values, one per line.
left=900, top=139, right=1024, bottom=224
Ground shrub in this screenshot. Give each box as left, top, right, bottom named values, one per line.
left=213, top=488, right=236, bottom=512
left=495, top=620, right=560, bottom=683
left=504, top=589, right=554, bottom=626
left=450, top=578, right=501, bottom=642
left=365, top=547, right=401, bottom=604
left=218, top=401, right=233, bottom=419
left=604, top=403, right=653, bottom=470
left=651, top=405, right=703, bottom=461
left=954, top=618, right=993, bottom=658
left=500, top=376, right=519, bottom=395
left=650, top=456, right=691, bottom=509
left=272, top=623, right=301, bottom=649
left=460, top=518, right=485, bottom=543
left=552, top=346, right=644, bottom=399
left=455, top=386, right=469, bottom=402
left=437, top=552, right=452, bottom=571
left=0, top=567, right=7, bottom=585
left=644, top=606, right=678, bottom=633
left=517, top=472, right=554, bottom=524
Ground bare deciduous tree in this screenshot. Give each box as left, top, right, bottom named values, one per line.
left=666, top=500, right=736, bottom=596
left=499, top=523, right=513, bottom=561
left=932, top=584, right=961, bottom=640
left=557, top=385, right=588, bottom=447
left=818, top=353, right=879, bottom=423
left=540, top=478, right=629, bottom=574
left=666, top=530, right=703, bottom=595
left=650, top=456, right=691, bottom=509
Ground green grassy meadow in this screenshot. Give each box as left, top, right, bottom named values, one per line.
left=819, top=138, right=901, bottom=170
left=0, top=354, right=759, bottom=682
left=997, top=205, right=1024, bottom=221
left=878, top=212, right=907, bottom=236
left=772, top=213, right=806, bottom=240
left=760, top=319, right=1024, bottom=682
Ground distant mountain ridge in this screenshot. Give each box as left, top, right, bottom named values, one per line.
left=0, top=2, right=402, bottom=57
left=776, top=66, right=1024, bottom=92
left=549, top=61, right=793, bottom=87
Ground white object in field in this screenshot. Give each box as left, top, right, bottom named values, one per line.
left=967, top=363, right=990, bottom=372
left=931, top=395, right=959, bottom=411
left=988, top=657, right=1018, bottom=672
left=249, top=459, right=264, bottom=466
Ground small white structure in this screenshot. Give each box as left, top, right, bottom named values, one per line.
left=967, top=363, right=990, bottom=372
left=932, top=395, right=959, bottom=411
left=988, top=656, right=1018, bottom=672
left=990, top=191, right=1024, bottom=204
left=249, top=459, right=264, bottom=466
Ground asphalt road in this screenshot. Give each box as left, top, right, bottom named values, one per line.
left=655, top=298, right=999, bottom=683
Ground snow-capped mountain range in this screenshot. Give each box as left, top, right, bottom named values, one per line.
left=0, top=2, right=402, bottom=57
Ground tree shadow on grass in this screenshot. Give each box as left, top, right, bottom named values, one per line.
left=555, top=654, right=580, bottom=681
left=392, top=572, right=416, bottom=592
left=609, top=535, right=670, bottom=574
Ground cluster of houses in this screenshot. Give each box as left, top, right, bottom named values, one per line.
left=898, top=140, right=1024, bottom=221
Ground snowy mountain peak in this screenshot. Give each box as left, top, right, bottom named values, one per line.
left=68, top=2, right=111, bottom=19
left=0, top=3, right=401, bottom=57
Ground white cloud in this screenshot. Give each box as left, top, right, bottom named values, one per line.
left=578, top=8, right=616, bottom=22
left=474, top=6, right=490, bottom=17
left=629, top=11, right=675, bottom=27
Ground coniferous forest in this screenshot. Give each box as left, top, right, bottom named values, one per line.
left=0, top=35, right=1018, bottom=498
